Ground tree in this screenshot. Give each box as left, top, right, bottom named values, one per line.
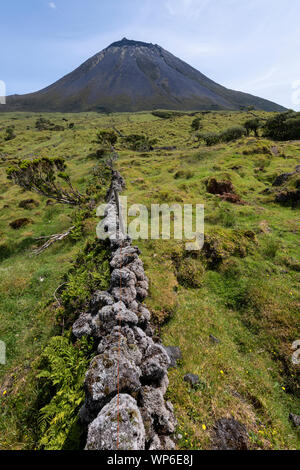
left=244, top=118, right=260, bottom=137
left=7, top=157, right=85, bottom=205
left=263, top=111, right=300, bottom=141
left=94, top=130, right=118, bottom=158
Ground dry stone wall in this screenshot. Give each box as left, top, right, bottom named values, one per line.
left=72, top=169, right=176, bottom=450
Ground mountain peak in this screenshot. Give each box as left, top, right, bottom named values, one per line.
left=108, top=38, right=155, bottom=49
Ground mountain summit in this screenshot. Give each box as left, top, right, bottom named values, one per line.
left=5, top=38, right=285, bottom=112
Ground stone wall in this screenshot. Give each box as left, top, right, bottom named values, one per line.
left=72, top=169, right=176, bottom=450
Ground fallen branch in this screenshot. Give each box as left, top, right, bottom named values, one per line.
left=33, top=226, right=75, bottom=255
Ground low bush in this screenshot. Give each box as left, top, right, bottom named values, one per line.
left=123, top=134, right=157, bottom=151
left=219, top=126, right=247, bottom=142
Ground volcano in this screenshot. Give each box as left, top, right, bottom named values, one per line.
left=4, top=38, right=285, bottom=113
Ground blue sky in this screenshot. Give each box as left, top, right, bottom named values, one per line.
left=1, top=0, right=300, bottom=109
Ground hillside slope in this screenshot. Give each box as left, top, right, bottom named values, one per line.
left=0, top=110, right=299, bottom=450
left=5, top=38, right=285, bottom=113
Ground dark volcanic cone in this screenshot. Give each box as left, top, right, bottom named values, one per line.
left=4, top=38, right=285, bottom=112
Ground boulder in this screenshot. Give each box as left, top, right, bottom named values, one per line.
left=162, top=346, right=182, bottom=368
left=85, top=394, right=145, bottom=450
left=212, top=418, right=249, bottom=450
left=84, top=347, right=142, bottom=411
left=184, top=373, right=200, bottom=388
left=289, top=413, right=300, bottom=427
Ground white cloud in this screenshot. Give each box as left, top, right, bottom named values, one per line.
left=48, top=2, right=56, bottom=9
left=165, top=0, right=214, bottom=19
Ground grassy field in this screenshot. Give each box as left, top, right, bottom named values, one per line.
left=0, top=110, right=299, bottom=449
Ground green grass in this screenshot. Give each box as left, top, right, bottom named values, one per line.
left=0, top=109, right=299, bottom=450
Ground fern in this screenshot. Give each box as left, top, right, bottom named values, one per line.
left=37, top=335, right=94, bottom=450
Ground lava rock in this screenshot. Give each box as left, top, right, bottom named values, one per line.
left=212, top=418, right=249, bottom=450
left=289, top=413, right=300, bottom=427
left=184, top=373, right=200, bottom=388
left=162, top=346, right=182, bottom=368
left=85, top=394, right=145, bottom=450
left=90, top=290, right=114, bottom=315
left=72, top=313, right=93, bottom=338
left=209, top=334, right=221, bottom=344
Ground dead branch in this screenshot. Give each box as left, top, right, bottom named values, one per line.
left=33, top=226, right=75, bottom=255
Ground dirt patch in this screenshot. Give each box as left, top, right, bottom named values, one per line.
left=10, top=218, right=32, bottom=229
left=206, top=178, right=234, bottom=195
left=18, top=199, right=39, bottom=209
left=219, top=193, right=246, bottom=205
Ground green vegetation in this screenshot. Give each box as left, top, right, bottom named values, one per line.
left=7, top=157, right=85, bottom=205
left=199, top=125, right=247, bottom=146
left=0, top=109, right=299, bottom=450
left=263, top=111, right=300, bottom=140
left=123, top=133, right=157, bottom=151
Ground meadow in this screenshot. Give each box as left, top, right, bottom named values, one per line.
left=0, top=109, right=299, bottom=449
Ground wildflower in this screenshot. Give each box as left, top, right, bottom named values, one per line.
left=202, top=424, right=207, bottom=430
left=282, top=386, right=286, bottom=391
left=220, top=370, right=224, bottom=375
left=2, top=390, right=7, bottom=396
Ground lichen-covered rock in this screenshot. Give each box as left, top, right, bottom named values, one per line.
left=141, top=342, right=170, bottom=383
left=84, top=346, right=142, bottom=412
left=110, top=246, right=139, bottom=269
left=72, top=313, right=93, bottom=338
left=149, top=434, right=176, bottom=450
left=140, top=386, right=177, bottom=436
left=212, top=418, right=249, bottom=450
left=90, top=290, right=114, bottom=315
left=162, top=345, right=182, bottom=368
left=85, top=394, right=145, bottom=450
left=111, top=285, right=137, bottom=306
left=99, top=301, right=139, bottom=328
left=110, top=267, right=137, bottom=288
left=289, top=413, right=300, bottom=427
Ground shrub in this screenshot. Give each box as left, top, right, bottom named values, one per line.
left=263, top=111, right=300, bottom=140
left=96, top=130, right=118, bottom=147
left=152, top=110, right=184, bottom=119
left=191, top=117, right=202, bottom=131
left=198, top=126, right=246, bottom=146
left=35, top=117, right=64, bottom=132
left=123, top=134, right=157, bottom=151
left=198, top=132, right=221, bottom=146
left=4, top=126, right=16, bottom=141
left=7, top=157, right=85, bottom=205
left=219, top=126, right=246, bottom=142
